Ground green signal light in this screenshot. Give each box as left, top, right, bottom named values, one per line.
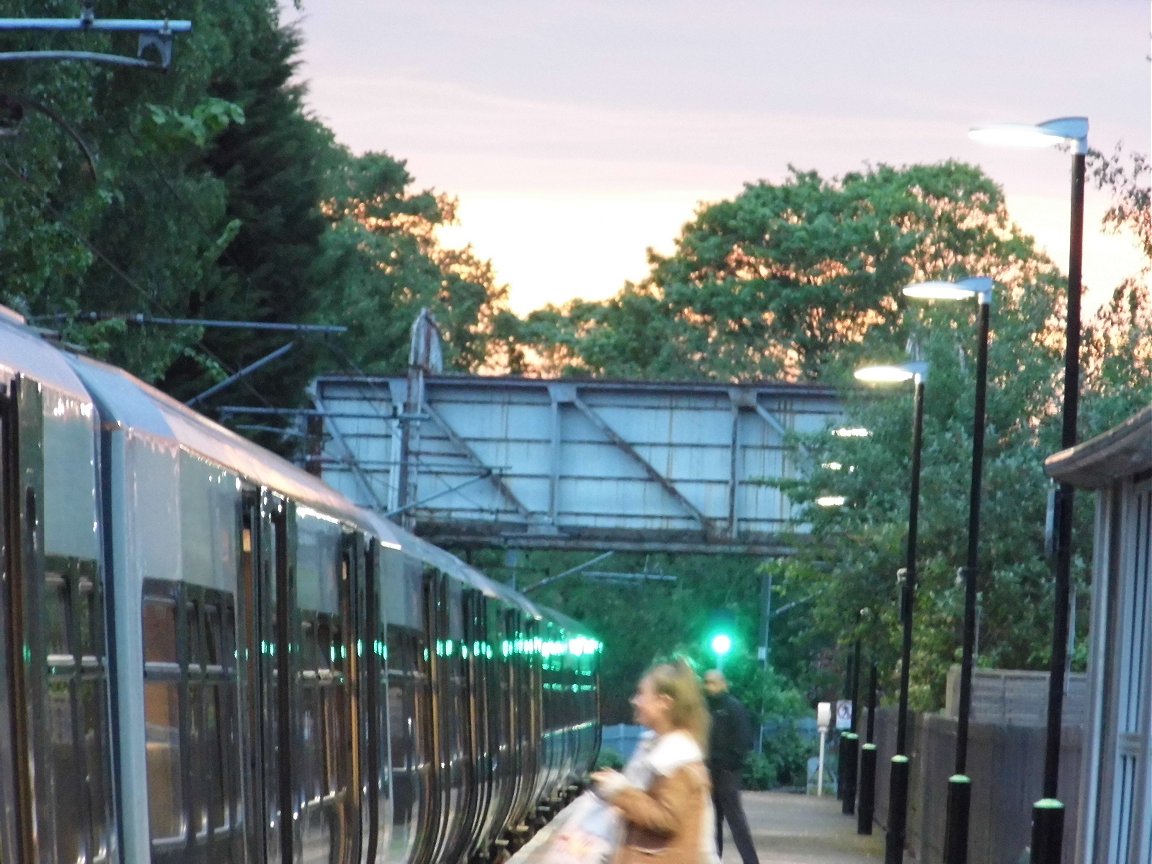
left=710, top=633, right=732, bottom=656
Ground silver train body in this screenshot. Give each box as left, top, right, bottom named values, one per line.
left=0, top=308, right=601, bottom=864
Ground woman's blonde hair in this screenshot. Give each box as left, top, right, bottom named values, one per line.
left=644, top=656, right=710, bottom=749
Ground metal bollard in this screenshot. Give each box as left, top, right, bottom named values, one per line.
left=857, top=743, right=876, bottom=834
left=885, top=755, right=909, bottom=864
left=841, top=732, right=859, bottom=815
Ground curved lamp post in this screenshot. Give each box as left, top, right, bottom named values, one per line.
left=853, top=361, right=929, bottom=864
left=903, top=277, right=993, bottom=864
left=971, top=116, right=1087, bottom=864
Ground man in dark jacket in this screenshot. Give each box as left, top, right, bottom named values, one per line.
left=704, top=669, right=760, bottom=864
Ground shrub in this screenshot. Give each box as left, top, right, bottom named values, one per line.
left=742, top=725, right=809, bottom=790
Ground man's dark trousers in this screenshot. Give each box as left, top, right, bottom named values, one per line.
left=712, top=766, right=759, bottom=864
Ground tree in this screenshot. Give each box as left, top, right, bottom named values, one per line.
left=0, top=3, right=513, bottom=456
left=515, top=162, right=1055, bottom=384
left=0, top=0, right=326, bottom=429
left=764, top=149, right=1151, bottom=708
left=313, top=149, right=512, bottom=375
left=495, top=155, right=1152, bottom=710
left=1081, top=145, right=1152, bottom=438
left=0, top=0, right=243, bottom=370
left=168, top=13, right=332, bottom=418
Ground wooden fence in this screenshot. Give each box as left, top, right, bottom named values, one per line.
left=867, top=706, right=1083, bottom=864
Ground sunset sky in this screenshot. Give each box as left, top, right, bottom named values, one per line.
left=281, top=1, right=1149, bottom=315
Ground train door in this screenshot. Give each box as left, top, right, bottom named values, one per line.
left=505, top=609, right=537, bottom=835
left=0, top=379, right=36, bottom=864
left=381, top=552, right=432, bottom=864
left=338, top=529, right=365, bottom=864
left=358, top=535, right=381, bottom=864
left=485, top=603, right=516, bottom=845
left=0, top=376, right=115, bottom=864
left=240, top=490, right=294, bottom=864
left=462, top=589, right=494, bottom=858
left=423, top=569, right=472, bottom=862
left=523, top=618, right=545, bottom=819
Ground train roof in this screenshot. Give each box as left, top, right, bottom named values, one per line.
left=374, top=512, right=545, bottom=616
left=4, top=311, right=584, bottom=629
left=65, top=351, right=381, bottom=527
left=66, top=355, right=567, bottom=619
left=66, top=355, right=568, bottom=619
left=0, top=309, right=92, bottom=404
left=536, top=603, right=600, bottom=639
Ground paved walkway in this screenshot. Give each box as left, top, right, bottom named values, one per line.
left=512, top=790, right=884, bottom=863
left=724, top=790, right=883, bottom=863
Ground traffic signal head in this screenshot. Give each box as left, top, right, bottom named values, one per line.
left=705, top=610, right=737, bottom=661
left=710, top=632, right=732, bottom=657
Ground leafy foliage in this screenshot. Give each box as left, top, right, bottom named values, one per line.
left=500, top=152, right=1149, bottom=713
left=0, top=1, right=511, bottom=453
left=742, top=731, right=809, bottom=791
left=760, top=150, right=1150, bottom=708
left=2, top=0, right=1147, bottom=735
left=514, top=162, right=1053, bottom=385
left=313, top=149, right=511, bottom=375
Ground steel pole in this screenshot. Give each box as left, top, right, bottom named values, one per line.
left=1031, top=147, right=1086, bottom=864
left=944, top=292, right=991, bottom=864
left=886, top=374, right=926, bottom=864
left=858, top=663, right=878, bottom=834
left=843, top=639, right=862, bottom=814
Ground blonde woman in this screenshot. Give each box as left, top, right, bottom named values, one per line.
left=591, top=659, right=721, bottom=864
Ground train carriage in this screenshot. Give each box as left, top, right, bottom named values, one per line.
left=0, top=307, right=117, bottom=864
left=0, top=307, right=600, bottom=864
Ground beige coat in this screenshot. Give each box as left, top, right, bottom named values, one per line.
left=611, top=759, right=712, bottom=864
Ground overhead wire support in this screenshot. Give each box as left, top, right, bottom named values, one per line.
left=0, top=8, right=192, bottom=71
left=35, top=312, right=347, bottom=335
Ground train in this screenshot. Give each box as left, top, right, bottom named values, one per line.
left=0, top=305, right=601, bottom=864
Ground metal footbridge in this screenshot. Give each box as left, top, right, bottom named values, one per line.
left=308, top=373, right=842, bottom=556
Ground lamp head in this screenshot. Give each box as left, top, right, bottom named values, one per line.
left=815, top=495, right=847, bottom=507
left=854, top=361, right=929, bottom=385
left=903, top=276, right=993, bottom=306
left=969, top=116, right=1088, bottom=155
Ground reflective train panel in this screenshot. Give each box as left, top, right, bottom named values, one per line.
left=0, top=308, right=117, bottom=864
left=0, top=307, right=601, bottom=864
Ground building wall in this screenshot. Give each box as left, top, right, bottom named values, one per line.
left=1076, top=473, right=1152, bottom=863
left=1044, top=407, right=1151, bottom=863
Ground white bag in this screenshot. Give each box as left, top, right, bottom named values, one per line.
left=534, top=791, right=621, bottom=864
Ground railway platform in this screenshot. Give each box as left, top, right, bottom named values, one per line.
left=512, top=789, right=884, bottom=863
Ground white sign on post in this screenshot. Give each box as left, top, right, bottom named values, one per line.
left=835, top=699, right=853, bottom=731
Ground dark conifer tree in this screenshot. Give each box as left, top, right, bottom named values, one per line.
left=159, top=14, right=331, bottom=447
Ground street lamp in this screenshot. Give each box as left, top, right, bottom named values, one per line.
left=971, top=116, right=1087, bottom=864
left=853, top=360, right=929, bottom=864
left=903, top=277, right=993, bottom=864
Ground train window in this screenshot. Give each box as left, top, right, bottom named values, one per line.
left=385, top=627, right=430, bottom=862
left=77, top=578, right=99, bottom=658
left=143, top=677, right=185, bottom=843
left=297, top=608, right=349, bottom=803
left=42, top=556, right=114, bottom=864
left=44, top=574, right=69, bottom=660
left=142, top=580, right=241, bottom=861
left=144, top=594, right=178, bottom=665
